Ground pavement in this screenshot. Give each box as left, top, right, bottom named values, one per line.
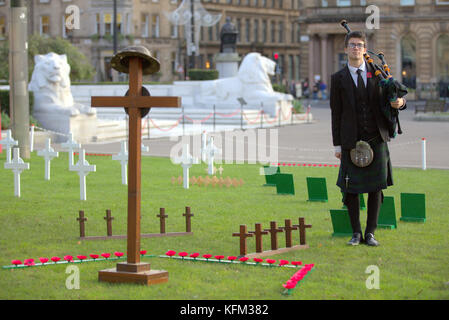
left=27, top=99, right=449, bottom=170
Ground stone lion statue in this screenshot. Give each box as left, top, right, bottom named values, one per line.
left=199, top=52, right=293, bottom=108
left=29, top=53, right=95, bottom=116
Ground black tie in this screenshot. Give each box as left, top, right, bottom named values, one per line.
left=356, top=69, right=367, bottom=99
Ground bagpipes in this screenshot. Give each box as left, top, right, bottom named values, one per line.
left=340, top=20, right=407, bottom=137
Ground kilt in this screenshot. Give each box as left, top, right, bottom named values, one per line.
left=337, top=136, right=393, bottom=198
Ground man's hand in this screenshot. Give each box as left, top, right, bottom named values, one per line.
left=390, top=97, right=405, bottom=109
left=335, top=152, right=341, bottom=159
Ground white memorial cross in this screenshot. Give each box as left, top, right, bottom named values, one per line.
left=70, top=149, right=96, bottom=201
left=0, top=130, right=18, bottom=164
left=37, top=138, right=59, bottom=180
left=61, top=133, right=80, bottom=168
left=174, top=143, right=199, bottom=189
left=205, top=137, right=221, bottom=175
left=112, top=140, right=129, bottom=185
left=201, top=131, right=207, bottom=163
left=4, top=148, right=30, bottom=197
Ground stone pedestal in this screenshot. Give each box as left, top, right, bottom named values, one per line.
left=98, top=262, right=169, bottom=285
left=215, top=53, right=241, bottom=79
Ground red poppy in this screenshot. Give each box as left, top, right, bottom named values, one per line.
left=266, top=259, right=276, bottom=264
left=202, top=254, right=212, bottom=260
left=367, top=72, right=372, bottom=78
left=214, top=255, right=224, bottom=261
left=239, top=257, right=249, bottom=263
left=178, top=252, right=188, bottom=258
left=166, top=250, right=176, bottom=257
left=101, top=253, right=110, bottom=259
left=12, top=259, right=22, bottom=266
left=64, top=255, right=73, bottom=262
left=253, top=258, right=263, bottom=263
left=89, top=254, right=99, bottom=260
left=291, top=261, right=302, bottom=266
left=77, top=255, right=87, bottom=261
left=24, top=259, right=35, bottom=266
left=279, top=260, right=289, bottom=266
left=190, top=253, right=200, bottom=259
left=39, top=257, right=49, bottom=264
left=227, top=256, right=237, bottom=261
left=51, top=256, right=60, bottom=263
left=282, top=280, right=297, bottom=289
left=139, top=250, right=147, bottom=256
left=114, top=252, right=124, bottom=258
left=291, top=273, right=305, bottom=282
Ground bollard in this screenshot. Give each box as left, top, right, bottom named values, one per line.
left=421, top=138, right=426, bottom=170
left=30, top=125, right=34, bottom=152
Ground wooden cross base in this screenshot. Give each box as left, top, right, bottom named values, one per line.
left=244, top=244, right=309, bottom=259
left=98, top=262, right=168, bottom=285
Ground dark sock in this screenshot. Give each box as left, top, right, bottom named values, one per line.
left=366, top=190, right=382, bottom=235
left=345, top=192, right=362, bottom=234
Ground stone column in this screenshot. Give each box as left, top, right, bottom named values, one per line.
left=308, top=34, right=315, bottom=85
left=320, top=33, right=328, bottom=86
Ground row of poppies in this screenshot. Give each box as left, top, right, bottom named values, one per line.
left=282, top=263, right=315, bottom=295
left=9, top=251, right=129, bottom=267
left=164, top=250, right=303, bottom=267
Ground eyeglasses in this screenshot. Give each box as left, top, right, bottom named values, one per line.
left=348, top=43, right=365, bottom=49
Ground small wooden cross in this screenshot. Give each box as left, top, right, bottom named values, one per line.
left=91, top=51, right=181, bottom=267
left=264, top=221, right=284, bottom=251
left=293, top=217, right=312, bottom=245
left=77, top=210, right=88, bottom=238
left=280, top=219, right=298, bottom=248
left=249, top=223, right=269, bottom=253
left=232, top=225, right=253, bottom=256
left=104, top=209, right=114, bottom=237
left=157, top=208, right=168, bottom=234
left=183, top=206, right=194, bottom=233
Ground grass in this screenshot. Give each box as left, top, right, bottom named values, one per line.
left=0, top=151, right=448, bottom=300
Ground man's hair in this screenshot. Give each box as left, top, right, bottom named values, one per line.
left=344, top=31, right=367, bottom=47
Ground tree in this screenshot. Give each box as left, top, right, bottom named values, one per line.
left=0, top=34, right=96, bottom=82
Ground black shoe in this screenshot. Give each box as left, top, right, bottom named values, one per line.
left=347, top=233, right=363, bottom=246
left=365, top=233, right=379, bottom=246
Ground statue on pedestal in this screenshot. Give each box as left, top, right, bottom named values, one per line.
left=220, top=17, right=238, bottom=53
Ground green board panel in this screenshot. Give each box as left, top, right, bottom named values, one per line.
left=378, top=196, right=397, bottom=229
left=306, top=177, right=328, bottom=202
left=274, top=173, right=295, bottom=195
left=263, top=166, right=280, bottom=186
left=400, top=193, right=426, bottom=222
left=330, top=209, right=353, bottom=237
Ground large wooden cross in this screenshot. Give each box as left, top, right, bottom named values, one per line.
left=93, top=54, right=181, bottom=285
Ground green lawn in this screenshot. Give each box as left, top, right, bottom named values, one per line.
left=0, top=151, right=448, bottom=300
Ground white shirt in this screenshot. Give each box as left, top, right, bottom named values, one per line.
left=347, top=62, right=367, bottom=88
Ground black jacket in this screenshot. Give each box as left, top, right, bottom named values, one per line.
left=330, top=63, right=394, bottom=150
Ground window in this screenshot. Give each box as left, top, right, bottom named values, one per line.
left=95, top=13, right=101, bottom=35
left=279, top=21, right=284, bottom=43
left=271, top=21, right=276, bottom=43
left=40, top=15, right=50, bottom=35
left=436, top=34, right=449, bottom=98
left=151, top=15, right=159, bottom=38
left=436, top=0, right=449, bottom=4
left=337, top=0, right=351, bottom=6
left=245, top=19, right=250, bottom=42
left=400, top=0, right=415, bottom=5
left=141, top=14, right=149, bottom=37
left=400, top=35, right=416, bottom=89
left=104, top=13, right=112, bottom=35
left=254, top=20, right=259, bottom=42
left=0, top=16, right=5, bottom=38
left=262, top=20, right=267, bottom=42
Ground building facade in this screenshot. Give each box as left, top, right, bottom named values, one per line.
left=0, top=0, right=301, bottom=84
left=298, top=0, right=449, bottom=99
left=0, top=0, right=448, bottom=98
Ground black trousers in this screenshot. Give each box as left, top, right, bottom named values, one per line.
left=345, top=191, right=383, bottom=236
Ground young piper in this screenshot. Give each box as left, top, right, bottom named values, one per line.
left=330, top=31, right=406, bottom=246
